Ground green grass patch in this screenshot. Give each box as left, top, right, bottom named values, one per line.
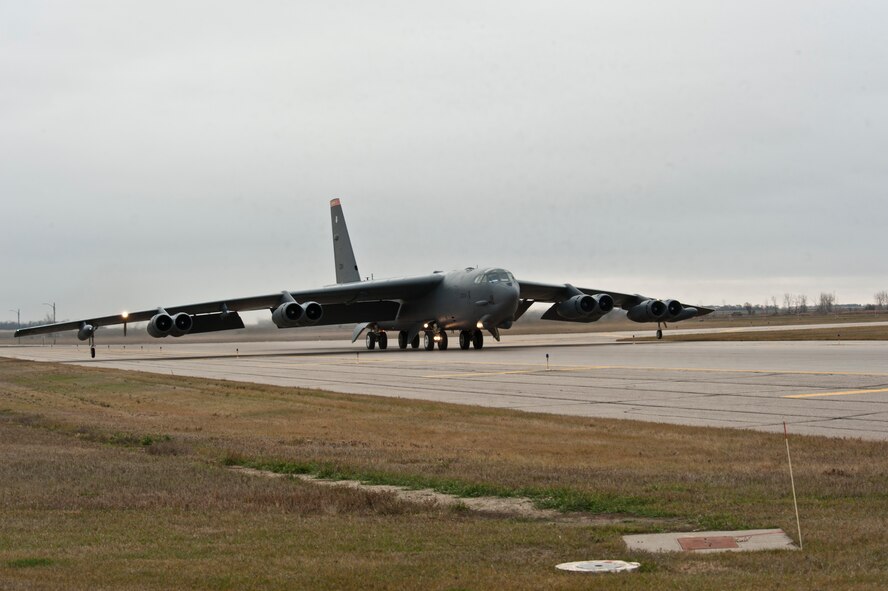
left=225, top=454, right=666, bottom=517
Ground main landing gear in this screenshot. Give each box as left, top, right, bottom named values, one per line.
left=365, top=330, right=388, bottom=350
left=458, top=330, right=483, bottom=350
left=656, top=322, right=667, bottom=340
left=423, top=330, right=448, bottom=350
left=397, top=331, right=420, bottom=350
left=383, top=327, right=486, bottom=352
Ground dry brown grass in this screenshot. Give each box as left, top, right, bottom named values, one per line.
left=1, top=357, right=888, bottom=589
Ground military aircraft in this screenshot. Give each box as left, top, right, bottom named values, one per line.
left=15, top=199, right=712, bottom=357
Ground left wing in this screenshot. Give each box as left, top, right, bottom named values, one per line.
left=515, top=278, right=713, bottom=324
left=516, top=280, right=648, bottom=309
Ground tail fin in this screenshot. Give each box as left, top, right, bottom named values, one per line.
left=330, top=198, right=361, bottom=284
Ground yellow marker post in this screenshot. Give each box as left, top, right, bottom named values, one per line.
left=784, top=422, right=803, bottom=550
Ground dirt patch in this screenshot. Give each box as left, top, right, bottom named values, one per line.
left=229, top=466, right=655, bottom=526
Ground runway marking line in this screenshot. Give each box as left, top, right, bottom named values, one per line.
left=784, top=387, right=888, bottom=399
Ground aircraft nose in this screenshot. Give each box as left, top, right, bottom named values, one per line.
left=495, top=281, right=520, bottom=317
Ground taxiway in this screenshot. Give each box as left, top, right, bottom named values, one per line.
left=4, top=333, right=888, bottom=440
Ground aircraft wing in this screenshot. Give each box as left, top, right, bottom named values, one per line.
left=516, top=280, right=644, bottom=309
left=13, top=274, right=445, bottom=338
left=516, top=279, right=714, bottom=314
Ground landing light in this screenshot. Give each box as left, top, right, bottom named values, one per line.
left=121, top=311, right=129, bottom=319
left=476, top=321, right=484, bottom=329
left=423, top=322, right=429, bottom=329
left=433, top=334, right=441, bottom=342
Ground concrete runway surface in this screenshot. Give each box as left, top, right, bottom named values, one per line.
left=4, top=333, right=888, bottom=440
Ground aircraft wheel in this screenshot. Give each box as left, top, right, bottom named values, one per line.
left=472, top=330, right=484, bottom=350
left=366, top=333, right=377, bottom=350
left=656, top=329, right=663, bottom=340
left=424, top=332, right=435, bottom=351
left=398, top=331, right=408, bottom=350
left=411, top=334, right=420, bottom=349
left=90, top=347, right=96, bottom=359
left=458, top=330, right=471, bottom=350
left=378, top=332, right=388, bottom=350
left=437, top=331, right=448, bottom=351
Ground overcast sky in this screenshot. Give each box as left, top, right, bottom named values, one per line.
left=3, top=1, right=886, bottom=324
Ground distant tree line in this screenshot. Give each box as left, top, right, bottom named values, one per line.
left=729, top=290, right=887, bottom=316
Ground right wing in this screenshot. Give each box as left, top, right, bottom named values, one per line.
left=13, top=274, right=445, bottom=338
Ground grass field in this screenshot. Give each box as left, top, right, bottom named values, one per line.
left=1, top=357, right=887, bottom=589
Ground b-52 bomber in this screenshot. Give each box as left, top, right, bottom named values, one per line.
left=16, top=199, right=712, bottom=357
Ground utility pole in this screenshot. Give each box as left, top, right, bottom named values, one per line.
left=42, top=301, right=57, bottom=345
left=43, top=301, right=56, bottom=323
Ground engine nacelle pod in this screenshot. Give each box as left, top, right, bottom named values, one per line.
left=147, top=313, right=174, bottom=338
left=302, top=302, right=323, bottom=325
left=77, top=324, right=96, bottom=341
left=557, top=293, right=614, bottom=320
left=627, top=299, right=668, bottom=323
left=663, top=300, right=683, bottom=318
left=670, top=307, right=698, bottom=322
left=658, top=300, right=698, bottom=322
left=272, top=301, right=323, bottom=328
left=169, top=313, right=194, bottom=337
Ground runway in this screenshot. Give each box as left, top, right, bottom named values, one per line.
left=4, top=333, right=888, bottom=440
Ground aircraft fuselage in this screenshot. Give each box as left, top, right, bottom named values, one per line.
left=380, top=267, right=519, bottom=332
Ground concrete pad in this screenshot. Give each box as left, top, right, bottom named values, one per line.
left=623, top=529, right=797, bottom=553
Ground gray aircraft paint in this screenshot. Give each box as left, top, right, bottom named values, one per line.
left=14, top=200, right=712, bottom=354
left=330, top=198, right=361, bottom=284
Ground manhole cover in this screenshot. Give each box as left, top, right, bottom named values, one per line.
left=556, top=560, right=640, bottom=573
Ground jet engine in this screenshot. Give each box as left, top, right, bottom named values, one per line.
left=272, top=301, right=323, bottom=328
left=169, top=313, right=194, bottom=337
left=147, top=312, right=174, bottom=338
left=557, top=293, right=615, bottom=320
left=77, top=324, right=96, bottom=341
left=627, top=299, right=668, bottom=323
left=662, top=300, right=699, bottom=322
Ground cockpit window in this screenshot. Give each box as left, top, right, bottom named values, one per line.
left=479, top=269, right=514, bottom=284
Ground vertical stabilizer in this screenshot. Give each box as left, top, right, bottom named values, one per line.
left=330, top=198, right=361, bottom=284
